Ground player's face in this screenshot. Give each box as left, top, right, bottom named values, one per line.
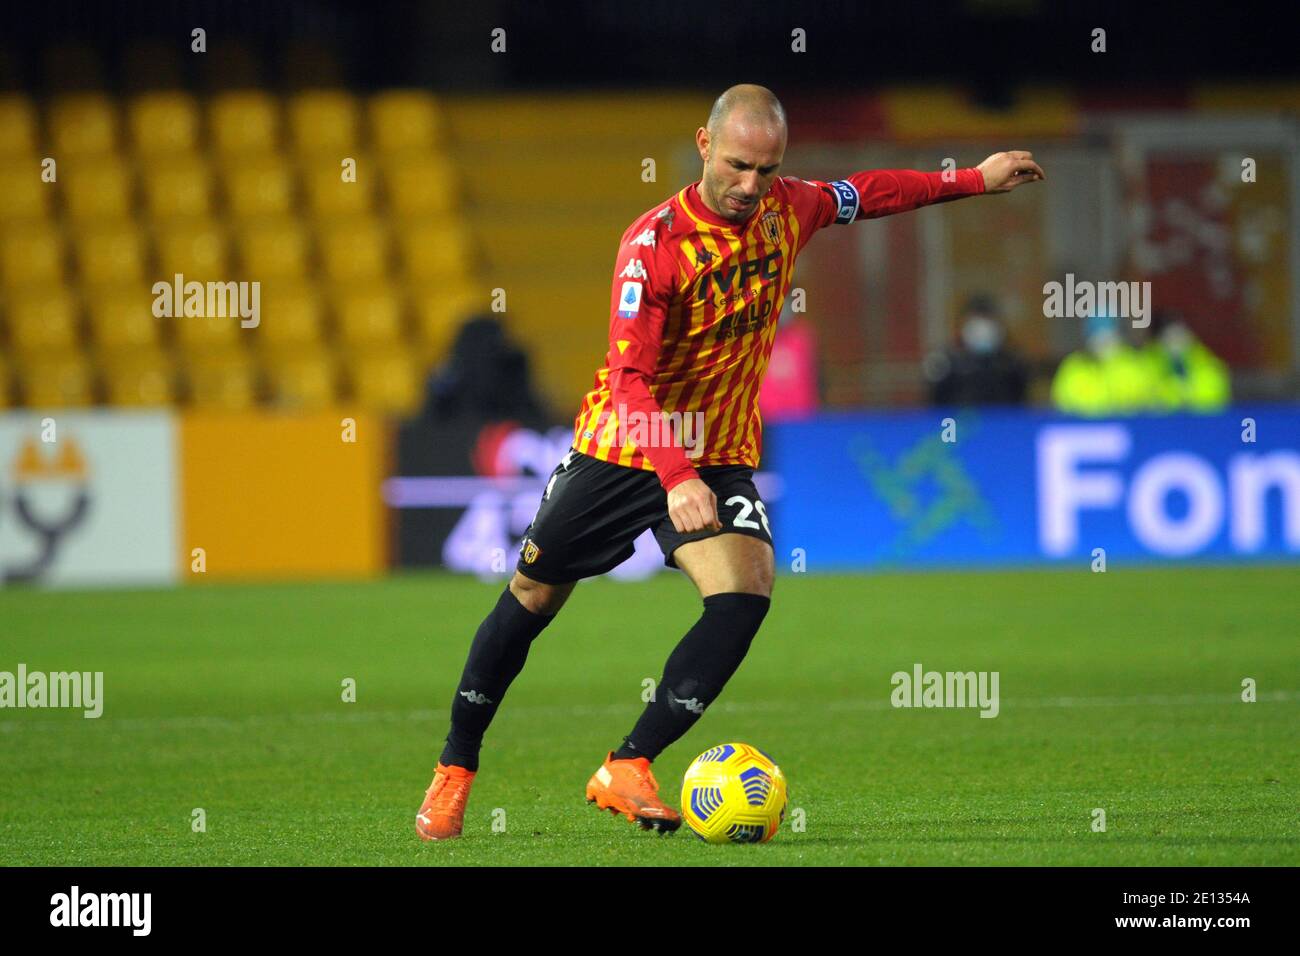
left=696, top=117, right=786, bottom=222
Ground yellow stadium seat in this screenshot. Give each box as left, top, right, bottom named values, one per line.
left=222, top=155, right=295, bottom=218
left=85, top=285, right=162, bottom=352
left=74, top=221, right=146, bottom=285
left=0, top=356, right=10, bottom=407
left=333, top=284, right=404, bottom=348
left=1, top=226, right=65, bottom=289
left=19, top=351, right=95, bottom=407
left=62, top=160, right=133, bottom=221
left=251, top=281, right=322, bottom=350
left=154, top=219, right=228, bottom=281
left=141, top=156, right=214, bottom=220
left=370, top=90, right=444, bottom=153
left=301, top=156, right=373, bottom=216
left=0, top=158, right=52, bottom=221
left=0, top=95, right=39, bottom=156
left=396, top=220, right=473, bottom=282
left=4, top=288, right=79, bottom=354
left=287, top=90, right=359, bottom=155
left=185, top=351, right=258, bottom=410
left=49, top=94, right=119, bottom=156
left=235, top=218, right=310, bottom=279
left=128, top=91, right=201, bottom=155
left=101, top=350, right=175, bottom=406
left=348, top=347, right=422, bottom=414
left=173, top=309, right=243, bottom=353
left=264, top=349, right=338, bottom=409
left=318, top=217, right=389, bottom=282
left=210, top=91, right=281, bottom=154
left=382, top=154, right=456, bottom=217
left=409, top=283, right=484, bottom=362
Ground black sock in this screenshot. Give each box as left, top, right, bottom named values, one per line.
left=612, top=592, right=770, bottom=762
left=440, top=586, right=556, bottom=772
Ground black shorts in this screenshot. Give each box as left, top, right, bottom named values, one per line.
left=515, top=448, right=773, bottom=584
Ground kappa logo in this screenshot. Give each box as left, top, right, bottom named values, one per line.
left=673, top=696, right=706, bottom=715
left=521, top=538, right=543, bottom=564
left=619, top=258, right=648, bottom=280
left=694, top=247, right=715, bottom=266
left=629, top=228, right=656, bottom=247
left=655, top=206, right=675, bottom=230
left=459, top=689, right=495, bottom=705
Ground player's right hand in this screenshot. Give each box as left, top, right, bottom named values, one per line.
left=667, top=478, right=722, bottom=534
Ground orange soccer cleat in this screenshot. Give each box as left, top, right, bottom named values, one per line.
left=585, top=751, right=682, bottom=833
left=416, top=762, right=476, bottom=841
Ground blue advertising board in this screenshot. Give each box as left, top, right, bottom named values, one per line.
left=763, top=406, right=1300, bottom=569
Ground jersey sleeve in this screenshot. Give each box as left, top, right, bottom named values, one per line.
left=783, top=166, right=986, bottom=240
left=605, top=219, right=698, bottom=492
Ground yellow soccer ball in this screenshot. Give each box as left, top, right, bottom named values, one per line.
left=681, top=742, right=787, bottom=844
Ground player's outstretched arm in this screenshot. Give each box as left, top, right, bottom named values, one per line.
left=975, top=150, right=1046, bottom=193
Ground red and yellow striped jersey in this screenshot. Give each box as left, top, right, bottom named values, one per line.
left=572, top=167, right=985, bottom=490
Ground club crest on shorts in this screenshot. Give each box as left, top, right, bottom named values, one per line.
left=521, top=539, right=542, bottom=564
left=759, top=210, right=782, bottom=243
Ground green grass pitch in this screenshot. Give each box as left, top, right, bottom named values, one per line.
left=2, top=566, right=1296, bottom=866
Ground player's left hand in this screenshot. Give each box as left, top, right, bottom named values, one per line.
left=976, top=150, right=1046, bottom=193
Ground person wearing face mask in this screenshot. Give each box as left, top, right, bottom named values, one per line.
left=925, top=294, right=1029, bottom=406
left=1051, top=312, right=1153, bottom=416
left=1138, top=309, right=1231, bottom=412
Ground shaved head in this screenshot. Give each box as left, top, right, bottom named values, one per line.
left=696, top=85, right=788, bottom=222
left=706, top=84, right=787, bottom=139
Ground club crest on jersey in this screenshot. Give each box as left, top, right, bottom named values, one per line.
left=617, top=281, right=642, bottom=318
left=759, top=210, right=782, bottom=242
left=829, top=179, right=860, bottom=225
left=521, top=539, right=542, bottom=564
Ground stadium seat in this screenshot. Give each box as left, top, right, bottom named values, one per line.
left=381, top=154, right=456, bottom=218
left=287, top=90, right=359, bottom=155
left=222, top=155, right=296, bottom=219
left=347, top=347, right=422, bottom=414
left=4, top=288, right=80, bottom=354
left=101, top=350, right=175, bottom=406
left=18, top=351, right=94, bottom=407
left=263, top=349, right=339, bottom=409
left=128, top=91, right=202, bottom=155
left=209, top=91, right=281, bottom=154
left=184, top=350, right=259, bottom=410
left=61, top=159, right=134, bottom=221
left=0, top=356, right=11, bottom=407
left=396, top=220, right=473, bottom=282
left=301, top=156, right=374, bottom=217
left=1, top=225, right=65, bottom=289
left=141, top=156, right=214, bottom=220
left=0, top=158, right=52, bottom=222
left=0, top=95, right=38, bottom=156
left=154, top=219, right=228, bottom=281
left=250, top=281, right=323, bottom=350
left=333, top=283, right=405, bottom=348
left=318, top=217, right=389, bottom=282
left=173, top=309, right=244, bottom=354
left=235, top=218, right=310, bottom=279
left=370, top=90, right=444, bottom=153
left=408, top=283, right=484, bottom=363
left=86, top=285, right=162, bottom=352
left=48, top=94, right=119, bottom=155
left=74, top=221, right=147, bottom=286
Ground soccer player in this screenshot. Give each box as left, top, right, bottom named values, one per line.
left=416, top=84, right=1044, bottom=839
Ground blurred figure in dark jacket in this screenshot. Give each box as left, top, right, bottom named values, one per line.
left=423, top=315, right=550, bottom=426
left=924, top=294, right=1029, bottom=406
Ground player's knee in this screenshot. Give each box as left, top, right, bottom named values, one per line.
left=509, top=572, right=574, bottom=616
